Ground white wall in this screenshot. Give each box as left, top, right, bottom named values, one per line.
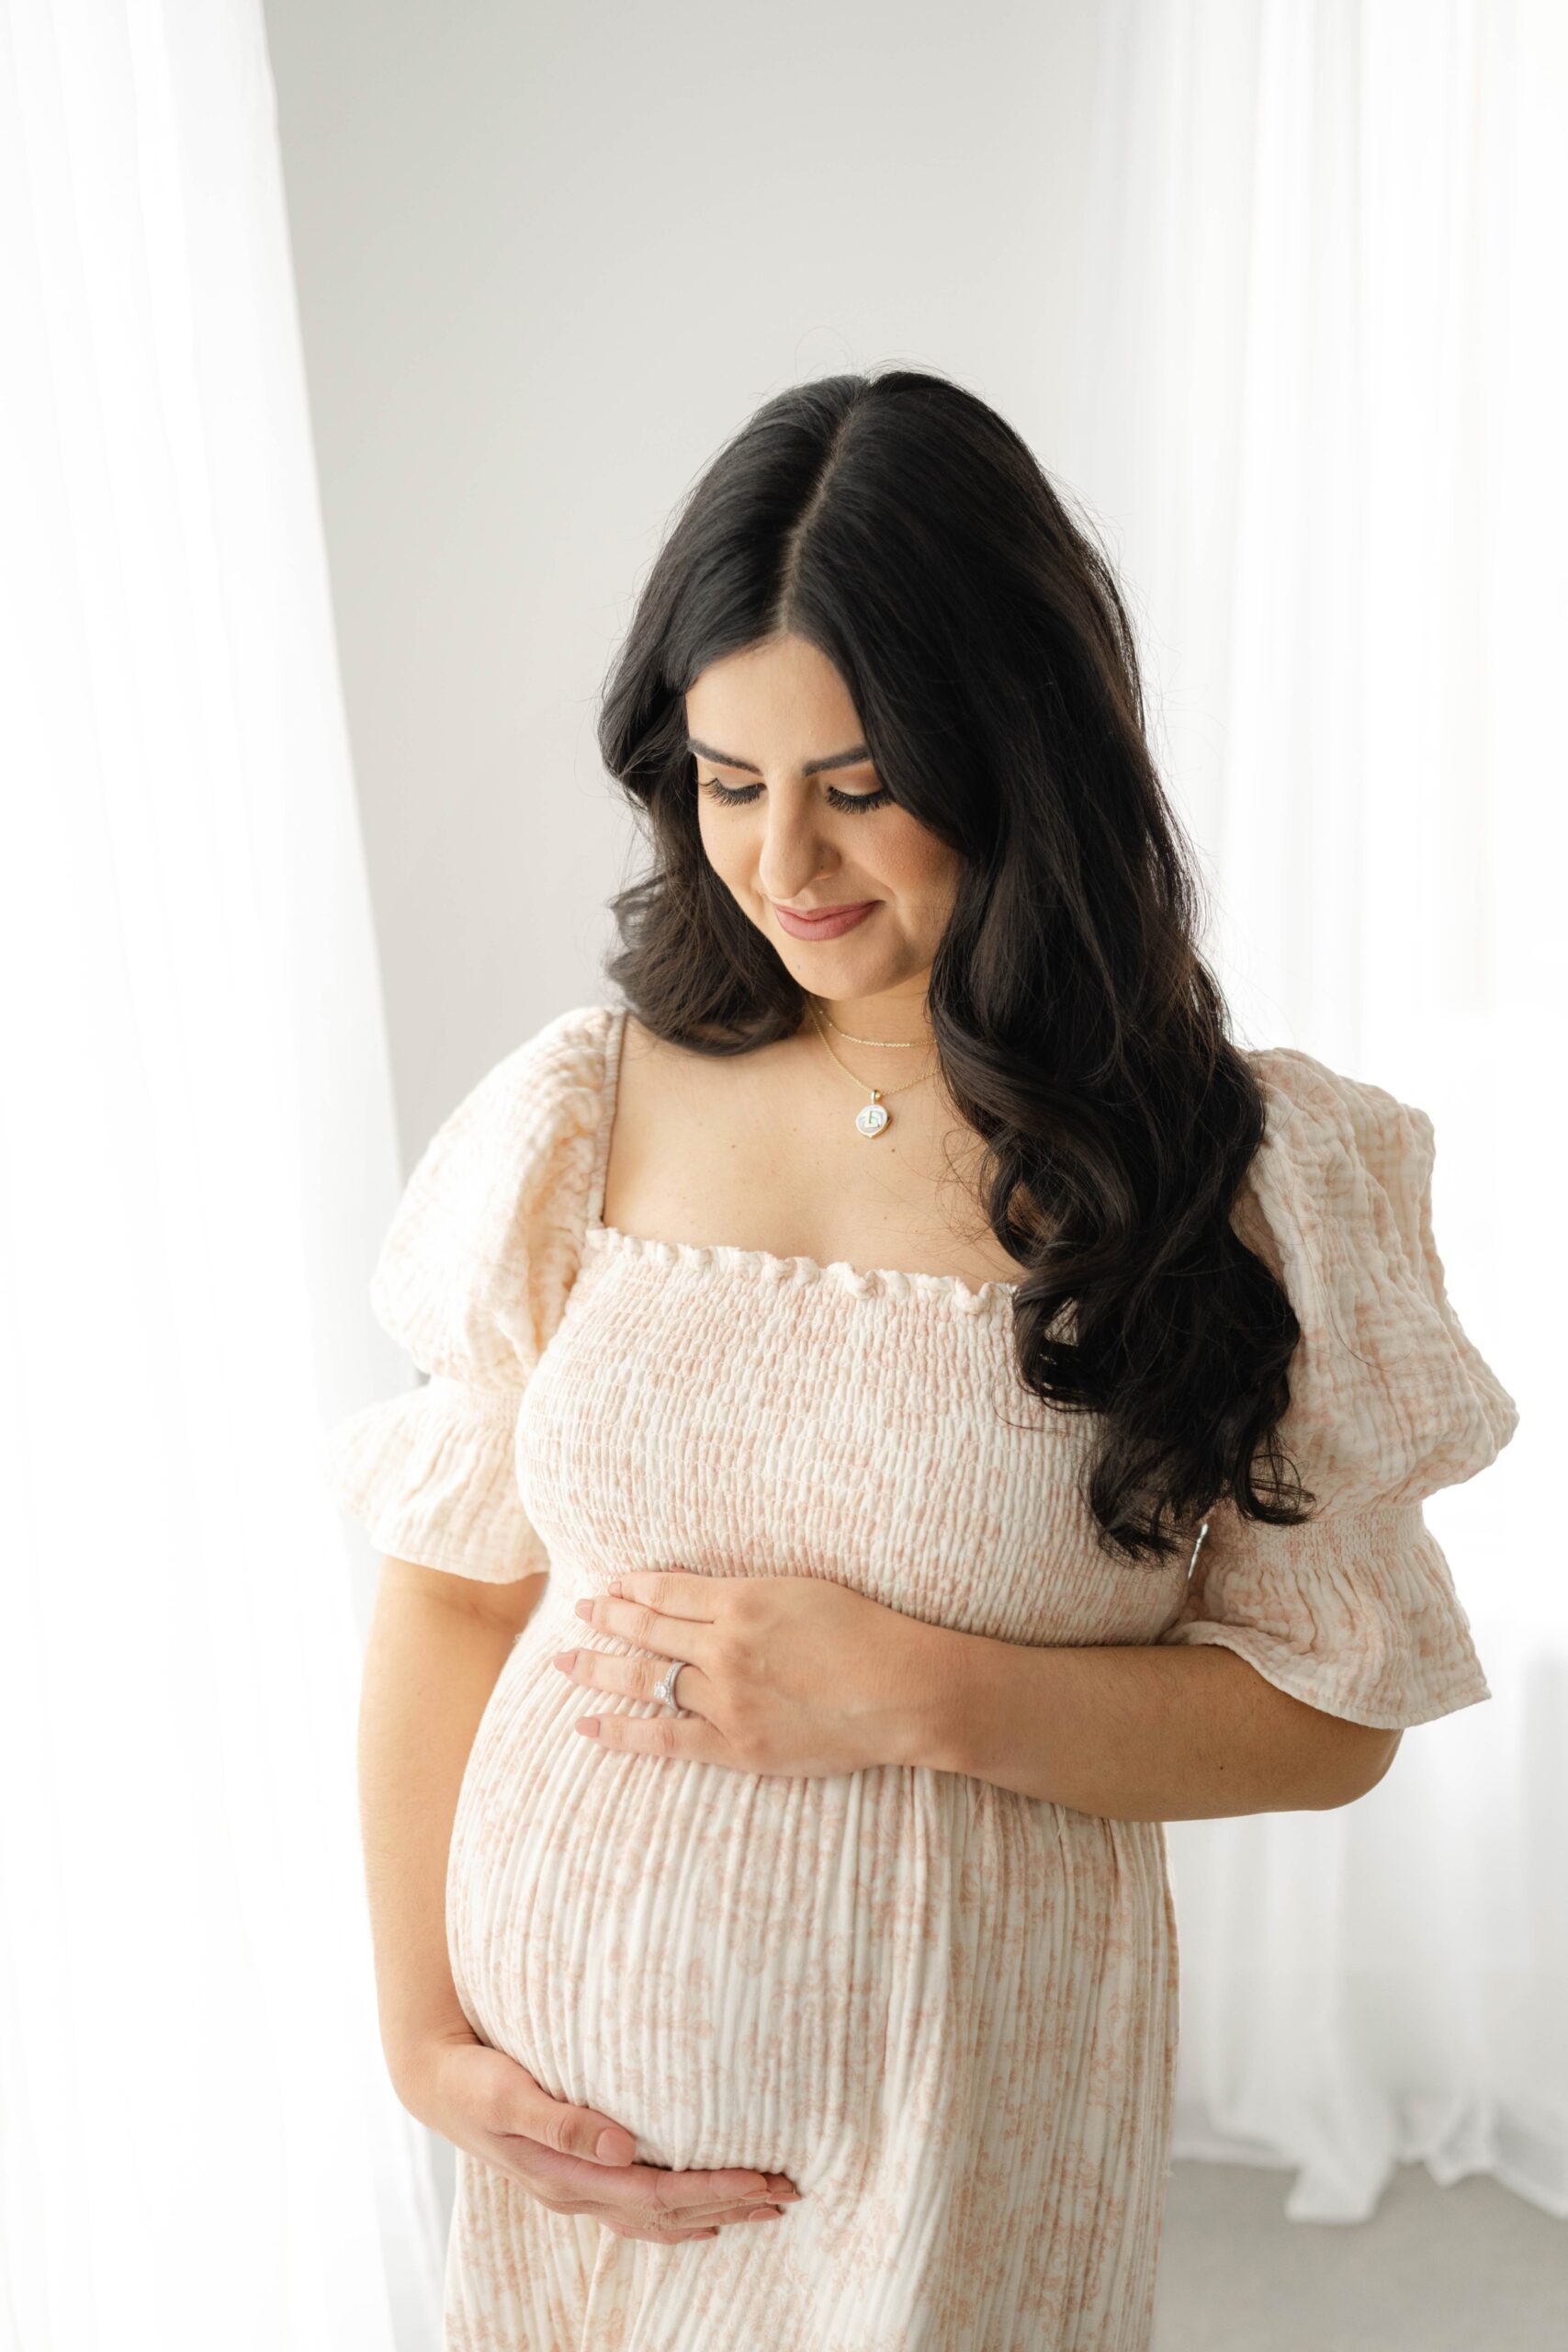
left=264, top=0, right=1101, bottom=1159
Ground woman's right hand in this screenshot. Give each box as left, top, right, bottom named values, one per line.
left=396, top=2030, right=801, bottom=2244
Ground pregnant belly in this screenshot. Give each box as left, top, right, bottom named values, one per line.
left=445, top=1598, right=1171, bottom=2187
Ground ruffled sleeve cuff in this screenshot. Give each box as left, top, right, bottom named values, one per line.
left=324, top=1002, right=616, bottom=1584
left=325, top=1373, right=549, bottom=1584
left=1152, top=1047, right=1519, bottom=1732
left=1156, top=1498, right=1493, bottom=1730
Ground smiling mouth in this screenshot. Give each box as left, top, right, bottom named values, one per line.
left=770, top=898, right=878, bottom=943
left=773, top=900, right=874, bottom=919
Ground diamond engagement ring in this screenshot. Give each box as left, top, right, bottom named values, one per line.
left=652, top=1657, right=686, bottom=1712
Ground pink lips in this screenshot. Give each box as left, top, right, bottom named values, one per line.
left=772, top=899, right=877, bottom=942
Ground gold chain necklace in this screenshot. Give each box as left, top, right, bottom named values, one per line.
left=811, top=1000, right=929, bottom=1050
left=806, top=1001, right=939, bottom=1139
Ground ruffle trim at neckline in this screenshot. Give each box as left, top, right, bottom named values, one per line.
left=584, top=1217, right=1020, bottom=1313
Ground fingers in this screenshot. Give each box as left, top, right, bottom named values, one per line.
left=645, top=2164, right=797, bottom=2218
left=614, top=2168, right=801, bottom=2240
left=498, top=2072, right=638, bottom=2166
left=484, top=2058, right=803, bottom=2240
left=513, top=2143, right=802, bottom=2238
left=554, top=1645, right=711, bottom=1715
left=635, top=2178, right=798, bottom=2227
left=577, top=2159, right=792, bottom=2222
left=598, top=2198, right=789, bottom=2244
left=595, top=2188, right=800, bottom=2245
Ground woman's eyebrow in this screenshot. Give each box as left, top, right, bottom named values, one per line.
left=684, top=736, right=872, bottom=775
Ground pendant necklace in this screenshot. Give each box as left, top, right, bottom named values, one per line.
left=806, top=999, right=940, bottom=1139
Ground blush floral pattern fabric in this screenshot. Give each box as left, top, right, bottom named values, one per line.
left=325, top=1001, right=1517, bottom=2351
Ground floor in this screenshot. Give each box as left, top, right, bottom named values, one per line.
left=1152, top=2161, right=1567, bottom=2350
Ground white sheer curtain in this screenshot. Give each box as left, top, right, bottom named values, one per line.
left=0, top=4, right=445, bottom=2344
left=1058, top=0, right=1566, bottom=2222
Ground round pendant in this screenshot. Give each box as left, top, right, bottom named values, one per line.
left=855, top=1101, right=890, bottom=1138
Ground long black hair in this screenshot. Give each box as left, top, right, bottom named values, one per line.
left=598, top=368, right=1312, bottom=1566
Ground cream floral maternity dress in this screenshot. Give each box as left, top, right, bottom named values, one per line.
left=326, top=1001, right=1517, bottom=2351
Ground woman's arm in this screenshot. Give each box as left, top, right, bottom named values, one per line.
left=357, top=1557, right=545, bottom=2093
left=891, top=1624, right=1402, bottom=1820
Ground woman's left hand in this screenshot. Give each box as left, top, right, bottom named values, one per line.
left=554, top=1571, right=941, bottom=1778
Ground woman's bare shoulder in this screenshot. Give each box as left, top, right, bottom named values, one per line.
left=604, top=1009, right=798, bottom=1237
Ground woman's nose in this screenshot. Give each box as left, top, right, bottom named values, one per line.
left=756, top=805, right=836, bottom=902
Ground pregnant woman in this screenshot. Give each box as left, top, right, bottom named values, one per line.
left=327, top=370, right=1518, bottom=2350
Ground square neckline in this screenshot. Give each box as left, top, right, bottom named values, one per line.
left=581, top=1001, right=1021, bottom=1309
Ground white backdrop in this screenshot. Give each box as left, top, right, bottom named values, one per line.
left=1056, top=0, right=1567, bottom=2222
left=5, top=3, right=1563, bottom=2347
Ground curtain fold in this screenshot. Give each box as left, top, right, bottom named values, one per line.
left=1060, top=0, right=1566, bottom=2223
left=0, top=3, right=446, bottom=2343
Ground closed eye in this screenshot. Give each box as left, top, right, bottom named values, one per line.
left=699, top=776, right=894, bottom=814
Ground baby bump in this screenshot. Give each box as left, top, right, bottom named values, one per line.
left=445, top=1608, right=1173, bottom=2188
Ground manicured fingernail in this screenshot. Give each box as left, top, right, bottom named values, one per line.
left=606, top=1576, right=623, bottom=1594
left=748, top=2207, right=782, bottom=2222
left=576, top=1718, right=601, bottom=1736
left=575, top=1598, right=592, bottom=1619
left=553, top=1651, right=576, bottom=1669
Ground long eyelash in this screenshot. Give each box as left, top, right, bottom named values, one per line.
left=699, top=777, right=894, bottom=814
left=698, top=778, right=763, bottom=806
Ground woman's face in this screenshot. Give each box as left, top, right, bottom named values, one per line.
left=686, top=632, right=962, bottom=1014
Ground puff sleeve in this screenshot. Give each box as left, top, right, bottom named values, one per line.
left=323, top=1002, right=613, bottom=1582
left=1156, top=1049, right=1520, bottom=1729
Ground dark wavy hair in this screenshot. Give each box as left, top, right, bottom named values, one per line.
left=597, top=367, right=1314, bottom=1566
